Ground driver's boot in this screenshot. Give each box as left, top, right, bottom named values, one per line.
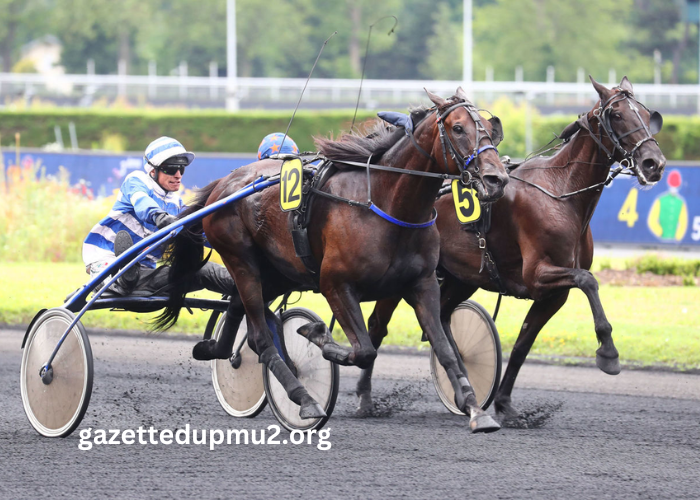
left=113, top=231, right=140, bottom=294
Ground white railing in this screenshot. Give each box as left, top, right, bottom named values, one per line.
left=1, top=72, right=699, bottom=112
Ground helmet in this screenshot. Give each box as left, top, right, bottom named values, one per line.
left=257, top=133, right=299, bottom=160
left=144, top=136, right=195, bottom=173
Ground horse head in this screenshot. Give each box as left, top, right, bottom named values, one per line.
left=425, top=88, right=509, bottom=202
left=589, top=76, right=666, bottom=186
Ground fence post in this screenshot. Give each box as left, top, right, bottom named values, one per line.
left=608, top=68, right=616, bottom=86
left=118, top=59, right=127, bottom=98
left=546, top=66, right=555, bottom=105
left=68, top=122, right=78, bottom=151
left=577, top=67, right=585, bottom=105
left=179, top=61, right=188, bottom=99
left=486, top=65, right=494, bottom=101
left=525, top=93, right=533, bottom=155
left=209, top=61, right=218, bottom=100
left=148, top=60, right=157, bottom=99
left=54, top=125, right=64, bottom=149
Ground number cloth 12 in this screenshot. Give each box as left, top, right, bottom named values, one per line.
left=280, top=159, right=303, bottom=212
left=451, top=179, right=481, bottom=224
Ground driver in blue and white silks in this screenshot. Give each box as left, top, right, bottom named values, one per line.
left=82, top=136, right=235, bottom=296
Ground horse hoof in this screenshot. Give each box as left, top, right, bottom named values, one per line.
left=469, top=414, right=501, bottom=434
left=299, top=401, right=327, bottom=420
left=297, top=321, right=332, bottom=347
left=192, top=339, right=224, bottom=361
left=356, top=394, right=373, bottom=416
left=596, top=352, right=621, bottom=375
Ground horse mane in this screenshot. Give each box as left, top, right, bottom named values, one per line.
left=314, top=107, right=432, bottom=165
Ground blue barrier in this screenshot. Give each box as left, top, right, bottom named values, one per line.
left=3, top=150, right=700, bottom=247
left=590, top=163, right=700, bottom=247
left=1, top=149, right=255, bottom=198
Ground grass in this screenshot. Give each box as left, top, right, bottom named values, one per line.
left=2, top=262, right=699, bottom=369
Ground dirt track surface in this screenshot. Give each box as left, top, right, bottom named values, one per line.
left=2, top=328, right=700, bottom=499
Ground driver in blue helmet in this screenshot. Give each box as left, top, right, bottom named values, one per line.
left=82, top=136, right=236, bottom=296
left=257, top=132, right=299, bottom=160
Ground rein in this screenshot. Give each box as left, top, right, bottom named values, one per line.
left=509, top=89, right=659, bottom=200
left=315, top=100, right=499, bottom=229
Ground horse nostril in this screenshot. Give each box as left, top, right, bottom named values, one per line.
left=642, top=158, right=658, bottom=171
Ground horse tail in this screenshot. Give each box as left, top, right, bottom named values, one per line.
left=152, top=179, right=220, bottom=331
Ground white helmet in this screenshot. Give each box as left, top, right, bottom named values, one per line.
left=143, top=136, right=195, bottom=173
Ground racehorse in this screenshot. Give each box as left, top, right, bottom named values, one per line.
left=361, top=77, right=666, bottom=422
left=157, top=88, right=510, bottom=431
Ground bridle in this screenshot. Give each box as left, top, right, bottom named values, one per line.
left=435, top=101, right=500, bottom=185
left=578, top=88, right=662, bottom=183
left=509, top=89, right=663, bottom=200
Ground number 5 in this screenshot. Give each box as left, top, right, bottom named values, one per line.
left=692, top=216, right=700, bottom=241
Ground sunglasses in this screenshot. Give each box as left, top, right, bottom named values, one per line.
left=158, top=165, right=186, bottom=176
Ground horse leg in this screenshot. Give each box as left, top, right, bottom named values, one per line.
left=573, top=269, right=619, bottom=374
left=526, top=263, right=620, bottom=375
left=193, top=291, right=245, bottom=360
left=404, top=275, right=499, bottom=433
left=355, top=296, right=402, bottom=415
left=298, top=283, right=377, bottom=368
left=438, top=274, right=479, bottom=380
left=494, top=292, right=568, bottom=420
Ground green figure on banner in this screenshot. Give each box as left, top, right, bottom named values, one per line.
left=647, top=169, right=688, bottom=242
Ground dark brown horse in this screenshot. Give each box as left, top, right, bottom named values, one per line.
left=158, top=88, right=510, bottom=431
left=361, top=77, right=666, bottom=421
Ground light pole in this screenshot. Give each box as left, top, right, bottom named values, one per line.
left=463, top=0, right=472, bottom=92
left=226, top=0, right=239, bottom=111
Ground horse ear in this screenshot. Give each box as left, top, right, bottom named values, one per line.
left=649, top=110, right=663, bottom=135
left=589, top=75, right=611, bottom=100
left=424, top=88, right=446, bottom=108
left=488, top=116, right=504, bottom=146
left=454, top=86, right=473, bottom=104
left=619, top=76, right=634, bottom=94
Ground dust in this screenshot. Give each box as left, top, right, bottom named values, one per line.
left=353, top=382, right=423, bottom=418
left=500, top=400, right=563, bottom=429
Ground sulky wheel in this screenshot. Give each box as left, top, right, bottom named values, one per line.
left=430, top=300, right=502, bottom=414
left=263, top=308, right=339, bottom=432
left=211, top=312, right=267, bottom=418
left=20, top=308, right=93, bottom=437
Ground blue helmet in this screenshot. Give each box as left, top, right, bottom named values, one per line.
left=257, top=133, right=299, bottom=160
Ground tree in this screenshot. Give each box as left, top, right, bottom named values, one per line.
left=0, top=0, right=51, bottom=72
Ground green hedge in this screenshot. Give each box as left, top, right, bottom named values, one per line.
left=0, top=107, right=698, bottom=160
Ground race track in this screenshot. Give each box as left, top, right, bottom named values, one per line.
left=2, top=328, right=699, bottom=499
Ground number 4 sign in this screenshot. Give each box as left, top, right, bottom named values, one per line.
left=617, top=187, right=639, bottom=228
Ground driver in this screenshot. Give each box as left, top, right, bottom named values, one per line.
left=82, top=136, right=235, bottom=296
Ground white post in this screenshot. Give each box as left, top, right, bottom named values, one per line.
left=546, top=65, right=555, bottom=105
left=577, top=67, right=585, bottom=105
left=118, top=59, right=127, bottom=97
left=515, top=65, right=523, bottom=82
left=209, top=61, right=218, bottom=100
left=226, top=0, right=239, bottom=111
left=179, top=60, right=187, bottom=99
left=462, top=0, right=472, bottom=94
left=525, top=92, right=533, bottom=155
left=148, top=60, right=156, bottom=99
left=87, top=59, right=95, bottom=75
left=608, top=68, right=616, bottom=86
left=68, top=122, right=78, bottom=150
left=654, top=49, right=662, bottom=85
left=485, top=66, right=494, bottom=101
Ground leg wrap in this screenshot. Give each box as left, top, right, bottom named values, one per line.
left=260, top=345, right=306, bottom=405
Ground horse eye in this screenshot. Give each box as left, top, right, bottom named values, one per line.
left=452, top=124, right=464, bottom=134
left=613, top=112, right=622, bottom=120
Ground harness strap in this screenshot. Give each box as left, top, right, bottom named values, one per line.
left=331, top=159, right=460, bottom=180
left=509, top=166, right=624, bottom=200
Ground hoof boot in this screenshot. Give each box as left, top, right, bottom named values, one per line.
left=469, top=413, right=501, bottom=434
left=299, top=401, right=326, bottom=420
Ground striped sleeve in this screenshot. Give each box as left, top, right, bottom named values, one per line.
left=121, top=175, right=163, bottom=225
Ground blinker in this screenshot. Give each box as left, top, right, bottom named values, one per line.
left=649, top=111, right=663, bottom=135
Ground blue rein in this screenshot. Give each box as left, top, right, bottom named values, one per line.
left=369, top=203, right=438, bottom=228
left=464, top=145, right=499, bottom=168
